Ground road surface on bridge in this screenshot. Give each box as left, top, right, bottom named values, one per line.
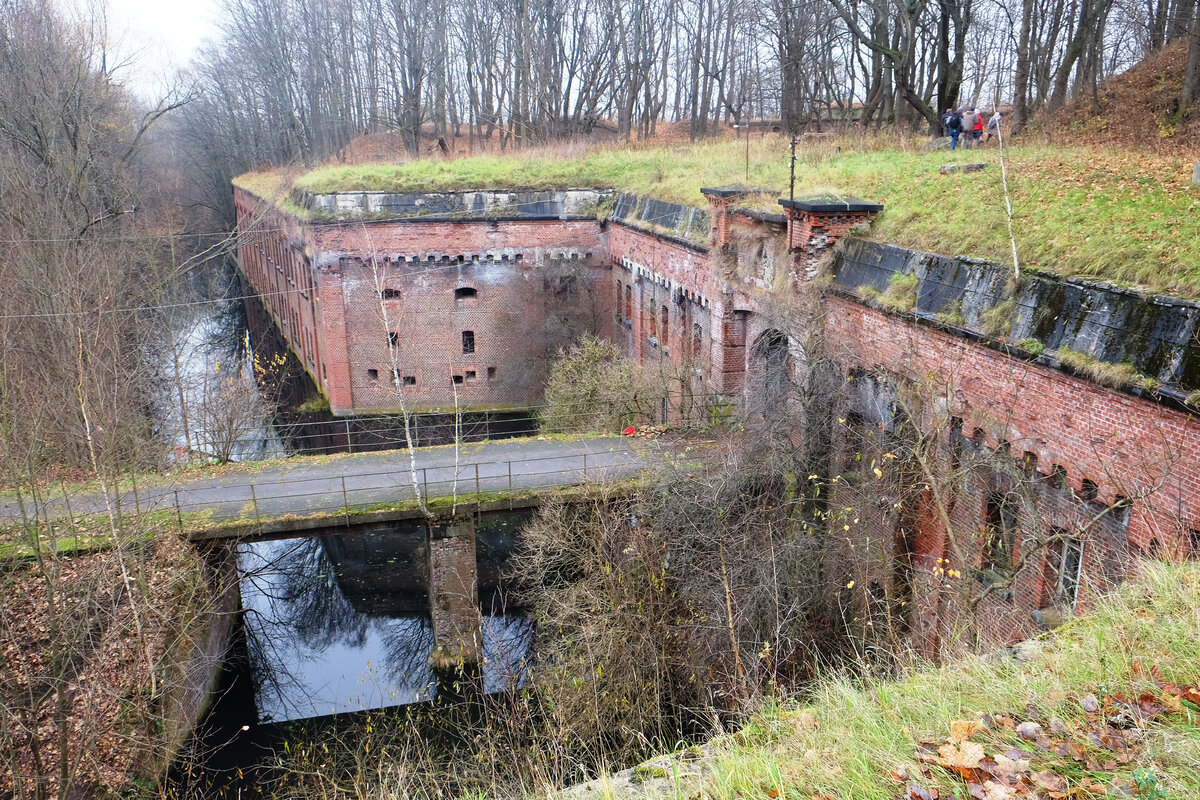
left=1, top=437, right=644, bottom=526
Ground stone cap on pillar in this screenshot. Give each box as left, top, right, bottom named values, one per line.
left=777, top=195, right=884, bottom=213
left=700, top=184, right=764, bottom=199
left=778, top=193, right=884, bottom=279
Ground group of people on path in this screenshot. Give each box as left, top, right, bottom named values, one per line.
left=941, top=107, right=1003, bottom=150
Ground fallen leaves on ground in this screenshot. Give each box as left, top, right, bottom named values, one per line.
left=893, top=680, right=1198, bottom=800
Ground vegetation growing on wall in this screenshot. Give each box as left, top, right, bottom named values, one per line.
left=1055, top=348, right=1158, bottom=390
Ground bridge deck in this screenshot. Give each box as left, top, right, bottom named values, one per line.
left=1, top=437, right=644, bottom=537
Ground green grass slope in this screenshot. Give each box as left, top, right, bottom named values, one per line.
left=590, top=559, right=1200, bottom=800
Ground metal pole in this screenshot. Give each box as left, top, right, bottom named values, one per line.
left=745, top=122, right=750, bottom=182
left=346, top=419, right=353, bottom=454
left=342, top=476, right=350, bottom=525
left=508, top=460, right=512, bottom=492
left=475, top=463, right=481, bottom=504
left=788, top=136, right=797, bottom=252
left=250, top=482, right=262, bottom=527
left=174, top=490, right=183, bottom=535
left=583, top=452, right=588, bottom=481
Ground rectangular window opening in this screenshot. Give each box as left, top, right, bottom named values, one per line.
left=388, top=331, right=399, bottom=347
left=982, top=492, right=1019, bottom=573
left=465, top=370, right=477, bottom=383
left=1048, top=530, right=1084, bottom=608
left=487, top=366, right=496, bottom=380
left=403, top=375, right=416, bottom=386
left=367, top=369, right=379, bottom=380
left=462, top=330, right=476, bottom=354
left=452, top=374, right=464, bottom=385
left=381, top=288, right=402, bottom=300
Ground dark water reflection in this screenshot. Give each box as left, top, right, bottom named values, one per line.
left=238, top=525, right=532, bottom=724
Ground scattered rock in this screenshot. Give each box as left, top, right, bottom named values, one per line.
left=1016, top=721, right=1042, bottom=740
left=1193, top=161, right=1200, bottom=186
left=1031, top=608, right=1067, bottom=628
left=794, top=711, right=820, bottom=732
left=927, top=136, right=953, bottom=151
left=1082, top=694, right=1100, bottom=713
left=622, top=424, right=669, bottom=439
left=1050, top=717, right=1068, bottom=735
left=939, top=163, right=987, bottom=174
left=1012, top=640, right=1044, bottom=662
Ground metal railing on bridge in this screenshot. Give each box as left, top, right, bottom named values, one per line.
left=4, top=448, right=645, bottom=537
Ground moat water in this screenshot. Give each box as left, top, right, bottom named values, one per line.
left=174, top=511, right=534, bottom=796
left=154, top=260, right=538, bottom=463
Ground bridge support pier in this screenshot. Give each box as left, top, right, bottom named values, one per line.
left=427, top=515, right=482, bottom=672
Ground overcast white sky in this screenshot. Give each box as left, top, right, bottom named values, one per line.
left=105, top=0, right=221, bottom=99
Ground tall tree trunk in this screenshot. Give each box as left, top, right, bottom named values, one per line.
left=1182, top=7, right=1200, bottom=106
left=1011, top=0, right=1036, bottom=132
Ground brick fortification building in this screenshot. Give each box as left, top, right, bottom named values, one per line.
left=235, top=177, right=1200, bottom=651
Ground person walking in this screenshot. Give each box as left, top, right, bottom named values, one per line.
left=946, top=108, right=963, bottom=150
left=971, top=108, right=984, bottom=147
left=986, top=110, right=1003, bottom=144
left=960, top=108, right=977, bottom=149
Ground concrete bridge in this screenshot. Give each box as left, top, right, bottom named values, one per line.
left=2, top=436, right=646, bottom=672
left=1, top=436, right=644, bottom=535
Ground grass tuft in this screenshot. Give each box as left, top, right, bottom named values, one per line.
left=1017, top=337, right=1046, bottom=355
left=980, top=296, right=1017, bottom=338
left=859, top=272, right=919, bottom=313
left=1055, top=347, right=1156, bottom=390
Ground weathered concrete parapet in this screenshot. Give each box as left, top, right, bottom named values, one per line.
left=427, top=515, right=482, bottom=671
left=833, top=238, right=1200, bottom=399
left=778, top=194, right=883, bottom=279
left=611, top=192, right=710, bottom=247
left=299, top=188, right=612, bottom=220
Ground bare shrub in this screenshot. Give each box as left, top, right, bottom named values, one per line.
left=539, top=335, right=663, bottom=434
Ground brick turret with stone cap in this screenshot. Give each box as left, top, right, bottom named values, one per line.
left=779, top=194, right=883, bottom=279
left=701, top=185, right=770, bottom=246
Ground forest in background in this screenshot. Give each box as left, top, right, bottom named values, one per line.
left=179, top=0, right=1200, bottom=215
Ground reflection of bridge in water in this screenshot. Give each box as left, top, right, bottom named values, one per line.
left=240, top=525, right=534, bottom=723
